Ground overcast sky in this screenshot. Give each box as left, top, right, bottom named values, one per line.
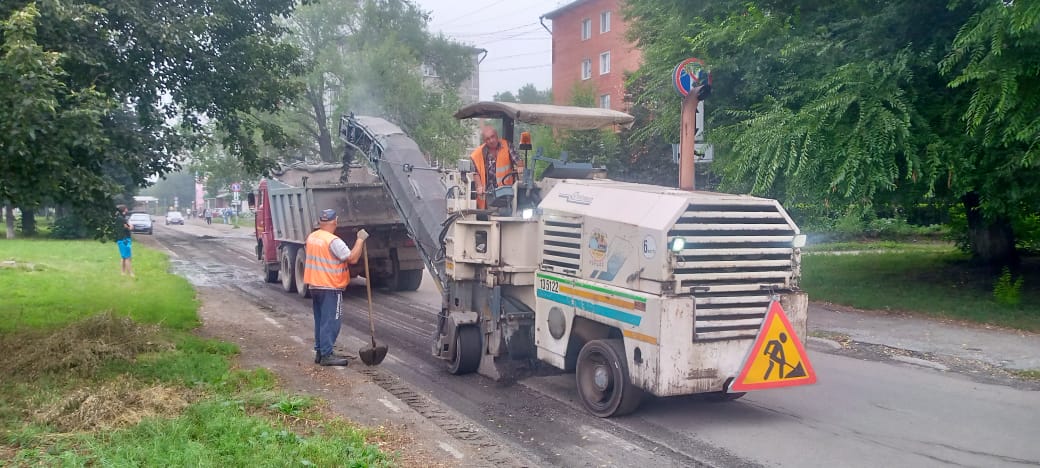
left=413, top=0, right=565, bottom=101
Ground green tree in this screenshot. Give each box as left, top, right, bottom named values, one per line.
left=940, top=0, right=1040, bottom=263
left=0, top=3, right=114, bottom=239
left=625, top=0, right=1034, bottom=264
left=273, top=0, right=473, bottom=166
left=0, top=0, right=302, bottom=238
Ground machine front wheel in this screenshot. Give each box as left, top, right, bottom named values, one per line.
left=447, top=326, right=481, bottom=375
left=576, top=339, right=643, bottom=417
left=280, top=248, right=296, bottom=293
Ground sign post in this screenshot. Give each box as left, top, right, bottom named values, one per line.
left=673, top=58, right=711, bottom=191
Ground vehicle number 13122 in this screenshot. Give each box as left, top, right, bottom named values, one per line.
left=539, top=278, right=560, bottom=293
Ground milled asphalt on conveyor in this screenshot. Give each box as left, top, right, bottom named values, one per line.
left=150, top=222, right=753, bottom=468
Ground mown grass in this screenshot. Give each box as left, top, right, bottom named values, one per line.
left=0, top=238, right=392, bottom=466
left=0, top=239, right=199, bottom=331
left=805, top=240, right=953, bottom=253
left=802, top=245, right=1040, bottom=332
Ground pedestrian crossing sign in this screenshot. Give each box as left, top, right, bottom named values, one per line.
left=730, top=301, right=817, bottom=392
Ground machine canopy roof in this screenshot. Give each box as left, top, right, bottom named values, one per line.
left=453, top=102, right=634, bottom=130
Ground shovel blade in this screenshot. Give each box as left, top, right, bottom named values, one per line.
left=359, top=344, right=388, bottom=366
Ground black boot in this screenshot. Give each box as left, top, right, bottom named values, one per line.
left=314, top=350, right=320, bottom=364
left=318, top=354, right=348, bottom=366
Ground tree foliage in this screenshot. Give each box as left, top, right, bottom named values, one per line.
left=274, top=0, right=474, bottom=166
left=624, top=0, right=1039, bottom=262
left=0, top=0, right=302, bottom=237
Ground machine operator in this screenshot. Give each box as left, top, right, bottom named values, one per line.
left=469, top=126, right=522, bottom=209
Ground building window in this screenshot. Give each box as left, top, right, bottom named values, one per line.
left=600, top=94, right=611, bottom=109
left=581, top=18, right=591, bottom=40
left=599, top=51, right=611, bottom=75
left=581, top=59, right=592, bottom=80
left=600, top=11, right=611, bottom=33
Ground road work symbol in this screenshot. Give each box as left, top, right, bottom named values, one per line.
left=730, top=301, right=816, bottom=392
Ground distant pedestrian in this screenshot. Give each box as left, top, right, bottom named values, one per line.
left=115, top=205, right=134, bottom=277
left=304, top=209, right=368, bottom=366
left=204, top=208, right=212, bottom=225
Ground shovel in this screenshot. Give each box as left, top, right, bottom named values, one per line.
left=358, top=245, right=388, bottom=366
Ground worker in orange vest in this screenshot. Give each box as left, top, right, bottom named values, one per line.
left=470, top=126, right=522, bottom=209
left=304, top=208, right=368, bottom=366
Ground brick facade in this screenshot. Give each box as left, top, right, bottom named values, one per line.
left=543, top=0, right=642, bottom=111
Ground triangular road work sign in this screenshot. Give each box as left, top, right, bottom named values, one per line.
left=730, top=301, right=817, bottom=392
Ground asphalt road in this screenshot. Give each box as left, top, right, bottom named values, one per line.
left=149, top=221, right=1040, bottom=468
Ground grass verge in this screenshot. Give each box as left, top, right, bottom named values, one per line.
left=802, top=244, right=1040, bottom=332
left=0, top=239, right=199, bottom=331
left=0, top=238, right=392, bottom=466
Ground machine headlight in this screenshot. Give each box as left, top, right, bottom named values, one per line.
left=670, top=237, right=686, bottom=252
left=792, top=234, right=807, bottom=248
left=521, top=208, right=534, bottom=220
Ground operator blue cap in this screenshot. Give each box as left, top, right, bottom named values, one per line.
left=319, top=209, right=337, bottom=222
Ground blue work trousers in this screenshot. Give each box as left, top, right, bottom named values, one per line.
left=311, top=288, right=343, bottom=357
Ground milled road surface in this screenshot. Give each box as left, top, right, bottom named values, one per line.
left=149, top=221, right=1040, bottom=467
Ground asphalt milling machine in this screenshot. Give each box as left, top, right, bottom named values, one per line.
left=339, top=101, right=811, bottom=417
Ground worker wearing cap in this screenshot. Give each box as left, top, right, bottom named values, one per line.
left=304, top=208, right=368, bottom=366
left=470, top=126, right=521, bottom=209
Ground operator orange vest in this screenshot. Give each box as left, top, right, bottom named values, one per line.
left=303, top=229, right=349, bottom=290
left=469, top=138, right=514, bottom=209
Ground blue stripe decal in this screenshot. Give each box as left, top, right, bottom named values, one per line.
left=537, top=289, right=642, bottom=326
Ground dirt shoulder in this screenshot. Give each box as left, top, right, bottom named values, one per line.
left=137, top=222, right=531, bottom=467
left=192, top=286, right=527, bottom=467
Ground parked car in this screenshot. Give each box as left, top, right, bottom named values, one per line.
left=128, top=212, right=153, bottom=235
left=165, top=211, right=185, bottom=225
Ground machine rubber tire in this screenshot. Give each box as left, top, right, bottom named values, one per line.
left=576, top=339, right=643, bottom=417
left=447, top=326, right=481, bottom=375
left=294, top=248, right=310, bottom=298
left=395, top=269, right=424, bottom=291
left=280, top=248, right=297, bottom=293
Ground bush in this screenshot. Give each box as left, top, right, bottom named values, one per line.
left=993, top=267, right=1025, bottom=307
left=50, top=213, right=89, bottom=239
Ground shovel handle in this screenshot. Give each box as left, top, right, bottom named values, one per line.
left=362, top=244, right=376, bottom=345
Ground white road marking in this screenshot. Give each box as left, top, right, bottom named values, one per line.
left=263, top=316, right=283, bottom=328
left=377, top=398, right=401, bottom=413
left=238, top=255, right=253, bottom=263
left=289, top=335, right=306, bottom=345
left=437, top=441, right=465, bottom=460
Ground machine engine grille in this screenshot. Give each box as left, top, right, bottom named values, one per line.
left=667, top=201, right=798, bottom=341
left=541, top=218, right=583, bottom=275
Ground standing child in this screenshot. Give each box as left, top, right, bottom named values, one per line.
left=115, top=205, right=134, bottom=277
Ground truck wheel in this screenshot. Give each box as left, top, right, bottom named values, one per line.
left=280, top=248, right=296, bottom=293
left=263, top=261, right=279, bottom=283
left=447, top=326, right=481, bottom=375
left=576, top=339, right=643, bottom=417
left=395, top=269, right=424, bottom=291
left=294, top=249, right=310, bottom=298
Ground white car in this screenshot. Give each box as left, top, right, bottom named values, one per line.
left=165, top=211, right=185, bottom=225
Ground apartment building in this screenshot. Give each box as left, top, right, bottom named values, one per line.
left=541, top=0, right=641, bottom=111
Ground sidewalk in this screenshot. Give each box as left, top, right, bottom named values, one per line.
left=809, top=303, right=1040, bottom=371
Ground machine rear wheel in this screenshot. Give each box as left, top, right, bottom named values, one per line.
left=576, top=339, right=643, bottom=417
left=447, top=326, right=481, bottom=375
left=280, top=248, right=296, bottom=293
left=294, top=248, right=310, bottom=298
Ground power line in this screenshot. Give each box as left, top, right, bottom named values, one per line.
left=481, top=63, right=552, bottom=72
left=435, top=0, right=510, bottom=27
left=483, top=50, right=551, bottom=61
left=443, top=22, right=539, bottom=38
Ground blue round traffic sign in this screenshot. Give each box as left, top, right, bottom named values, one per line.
left=673, top=58, right=710, bottom=96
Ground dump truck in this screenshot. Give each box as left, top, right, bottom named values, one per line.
left=340, top=102, right=812, bottom=417
left=250, top=163, right=423, bottom=296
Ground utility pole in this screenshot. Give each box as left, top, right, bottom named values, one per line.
left=673, top=58, right=711, bottom=192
